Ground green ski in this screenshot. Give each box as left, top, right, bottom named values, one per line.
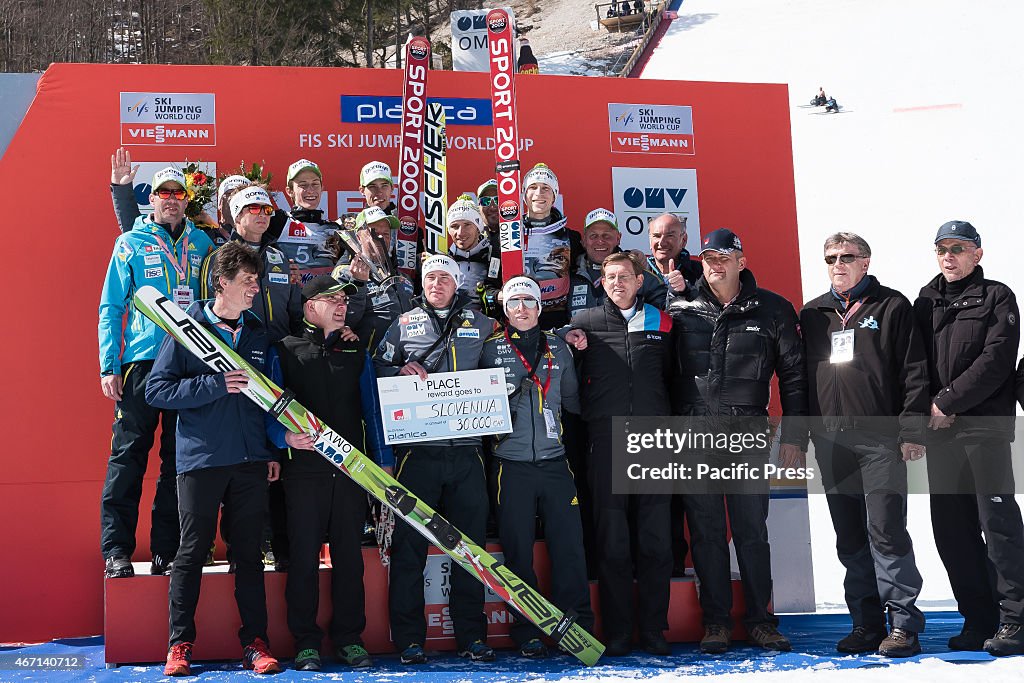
left=133, top=285, right=604, bottom=666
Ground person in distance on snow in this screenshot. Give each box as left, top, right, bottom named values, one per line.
left=372, top=255, right=500, bottom=664
left=480, top=277, right=593, bottom=658
left=667, top=228, right=808, bottom=655
left=146, top=242, right=283, bottom=677
left=913, top=220, right=1024, bottom=657
left=800, top=232, right=927, bottom=657
left=98, top=166, right=216, bottom=580
left=271, top=275, right=393, bottom=672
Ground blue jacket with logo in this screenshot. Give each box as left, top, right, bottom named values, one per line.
left=98, top=215, right=215, bottom=375
left=145, top=302, right=284, bottom=474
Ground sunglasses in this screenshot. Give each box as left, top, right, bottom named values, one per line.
left=479, top=196, right=498, bottom=206
left=824, top=253, right=865, bottom=265
left=935, top=244, right=970, bottom=256
left=244, top=205, right=275, bottom=216
left=154, top=188, right=187, bottom=200
left=506, top=298, right=539, bottom=310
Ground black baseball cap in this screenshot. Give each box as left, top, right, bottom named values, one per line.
left=700, top=228, right=743, bottom=254
left=301, top=275, right=356, bottom=303
left=934, top=220, right=981, bottom=247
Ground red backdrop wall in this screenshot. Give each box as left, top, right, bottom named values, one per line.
left=0, top=63, right=800, bottom=642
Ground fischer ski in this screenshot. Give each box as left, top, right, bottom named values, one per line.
left=486, top=9, right=525, bottom=281
left=396, top=36, right=431, bottom=279
left=132, top=286, right=605, bottom=666
left=423, top=101, right=448, bottom=256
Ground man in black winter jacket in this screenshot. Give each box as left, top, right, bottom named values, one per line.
left=913, top=220, right=1024, bottom=657
left=569, top=251, right=674, bottom=657
left=801, top=232, right=927, bottom=658
left=667, top=228, right=807, bottom=655
left=272, top=275, right=393, bottom=671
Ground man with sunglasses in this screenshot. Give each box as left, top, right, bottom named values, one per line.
left=800, top=232, right=928, bottom=657
left=479, top=277, right=593, bottom=659
left=99, top=167, right=216, bottom=579
left=200, top=187, right=304, bottom=344
left=373, top=255, right=500, bottom=665
left=667, top=228, right=807, bottom=655
left=271, top=275, right=392, bottom=671
left=913, top=221, right=1024, bottom=656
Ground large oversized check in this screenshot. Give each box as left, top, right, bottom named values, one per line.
left=377, top=368, right=514, bottom=445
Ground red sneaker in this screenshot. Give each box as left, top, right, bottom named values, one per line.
left=164, top=642, right=193, bottom=676
left=242, top=637, right=281, bottom=674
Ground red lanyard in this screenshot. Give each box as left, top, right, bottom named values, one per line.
left=837, top=299, right=864, bottom=329
left=507, top=330, right=552, bottom=403
left=152, top=230, right=191, bottom=284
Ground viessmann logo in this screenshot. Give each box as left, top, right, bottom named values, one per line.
left=120, top=92, right=217, bottom=147
left=341, top=96, right=493, bottom=126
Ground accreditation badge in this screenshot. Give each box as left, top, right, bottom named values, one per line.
left=830, top=329, right=855, bottom=363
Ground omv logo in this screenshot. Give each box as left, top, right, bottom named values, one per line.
left=341, top=96, right=492, bottom=126
left=623, top=186, right=688, bottom=209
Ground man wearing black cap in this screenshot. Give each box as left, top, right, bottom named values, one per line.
left=667, top=228, right=808, bottom=654
left=272, top=275, right=393, bottom=671
left=801, top=232, right=928, bottom=657
left=913, top=221, right=1024, bottom=656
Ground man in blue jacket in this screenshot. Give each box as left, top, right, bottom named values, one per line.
left=272, top=275, right=394, bottom=671
left=146, top=242, right=283, bottom=677
left=98, top=166, right=215, bottom=579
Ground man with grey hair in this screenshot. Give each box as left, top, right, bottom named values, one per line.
left=913, top=221, right=1024, bottom=656
left=800, top=231, right=928, bottom=657
left=645, top=213, right=701, bottom=294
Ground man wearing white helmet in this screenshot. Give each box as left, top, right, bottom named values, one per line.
left=99, top=166, right=217, bottom=579
left=521, top=163, right=584, bottom=329
left=480, top=277, right=593, bottom=659
left=373, top=255, right=499, bottom=665
left=446, top=194, right=500, bottom=307
left=276, top=159, right=344, bottom=285
left=567, top=208, right=669, bottom=320
left=199, top=187, right=303, bottom=344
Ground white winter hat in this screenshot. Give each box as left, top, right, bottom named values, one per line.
left=151, top=167, right=186, bottom=192
left=421, top=254, right=464, bottom=287
left=229, top=187, right=273, bottom=219
left=502, top=276, right=542, bottom=312
left=217, top=175, right=249, bottom=203
left=584, top=207, right=618, bottom=231
left=447, top=194, right=483, bottom=230
left=522, top=163, right=559, bottom=196
left=360, top=161, right=393, bottom=187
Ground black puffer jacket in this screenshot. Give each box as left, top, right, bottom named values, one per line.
left=667, top=269, right=808, bottom=446
left=569, top=296, right=673, bottom=421
left=801, top=276, right=930, bottom=441
left=914, top=267, right=1019, bottom=439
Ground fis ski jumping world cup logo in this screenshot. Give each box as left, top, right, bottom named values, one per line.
left=409, top=38, right=429, bottom=61
left=499, top=200, right=519, bottom=220
left=120, top=92, right=217, bottom=147
left=488, top=12, right=508, bottom=33
left=608, top=103, right=694, bottom=155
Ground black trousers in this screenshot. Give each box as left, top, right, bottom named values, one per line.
left=493, top=457, right=594, bottom=644
left=100, top=359, right=179, bottom=559
left=168, top=462, right=270, bottom=648
left=815, top=430, right=924, bottom=633
left=587, top=420, right=672, bottom=636
left=928, top=436, right=1024, bottom=629
left=283, top=472, right=368, bottom=651
left=388, top=444, right=489, bottom=650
